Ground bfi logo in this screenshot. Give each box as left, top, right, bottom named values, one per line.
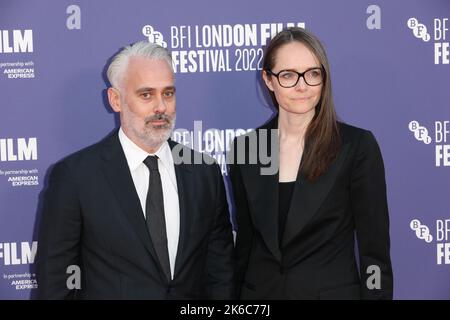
left=410, top=219, right=450, bottom=265
left=409, top=120, right=450, bottom=167
left=407, top=18, right=449, bottom=64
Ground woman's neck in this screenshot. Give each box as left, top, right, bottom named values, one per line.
left=278, top=108, right=314, bottom=144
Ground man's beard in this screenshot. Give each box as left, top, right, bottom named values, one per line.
left=122, top=105, right=176, bottom=150
left=140, top=113, right=176, bottom=149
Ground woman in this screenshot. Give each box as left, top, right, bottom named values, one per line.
left=228, top=27, right=393, bottom=299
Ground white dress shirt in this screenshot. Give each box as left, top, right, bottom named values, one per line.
left=118, top=128, right=180, bottom=279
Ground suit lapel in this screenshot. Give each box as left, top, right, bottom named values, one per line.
left=244, top=117, right=282, bottom=261
left=281, top=142, right=351, bottom=247
left=100, top=131, right=159, bottom=262
left=168, top=140, right=193, bottom=278
left=246, top=163, right=281, bottom=261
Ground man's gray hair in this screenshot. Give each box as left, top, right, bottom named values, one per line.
left=107, top=41, right=173, bottom=88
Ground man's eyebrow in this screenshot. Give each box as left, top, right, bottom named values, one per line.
left=135, top=87, right=155, bottom=94
left=135, top=86, right=176, bottom=94
left=164, top=86, right=176, bottom=91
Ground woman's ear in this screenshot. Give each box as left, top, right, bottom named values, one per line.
left=107, top=87, right=122, bottom=113
left=262, top=70, right=275, bottom=92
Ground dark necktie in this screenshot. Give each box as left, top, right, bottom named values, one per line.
left=143, top=155, right=171, bottom=281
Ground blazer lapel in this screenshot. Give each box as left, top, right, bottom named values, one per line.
left=247, top=163, right=281, bottom=261
left=168, top=140, right=193, bottom=278
left=281, top=142, right=351, bottom=247
left=244, top=116, right=282, bottom=261
left=100, top=131, right=159, bottom=262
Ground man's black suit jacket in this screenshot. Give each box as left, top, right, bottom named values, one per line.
left=36, top=131, right=235, bottom=299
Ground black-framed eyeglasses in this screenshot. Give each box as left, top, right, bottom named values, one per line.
left=266, top=67, right=324, bottom=88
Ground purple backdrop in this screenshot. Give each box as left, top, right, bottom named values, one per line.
left=0, top=0, right=449, bottom=299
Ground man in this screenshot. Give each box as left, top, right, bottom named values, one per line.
left=35, top=41, right=235, bottom=299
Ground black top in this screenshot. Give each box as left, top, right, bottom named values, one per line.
left=278, top=181, right=295, bottom=247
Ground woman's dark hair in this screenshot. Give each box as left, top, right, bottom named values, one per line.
left=263, top=27, right=341, bottom=182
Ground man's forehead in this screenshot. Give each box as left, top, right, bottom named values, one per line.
left=124, top=56, right=174, bottom=88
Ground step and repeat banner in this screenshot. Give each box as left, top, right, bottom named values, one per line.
left=0, top=0, right=449, bottom=299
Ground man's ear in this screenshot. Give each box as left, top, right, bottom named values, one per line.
left=107, top=87, right=122, bottom=113
left=262, top=70, right=274, bottom=92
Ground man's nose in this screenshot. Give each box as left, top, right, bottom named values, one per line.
left=153, top=96, right=167, bottom=114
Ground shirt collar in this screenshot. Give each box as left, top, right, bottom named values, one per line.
left=118, top=127, right=172, bottom=172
